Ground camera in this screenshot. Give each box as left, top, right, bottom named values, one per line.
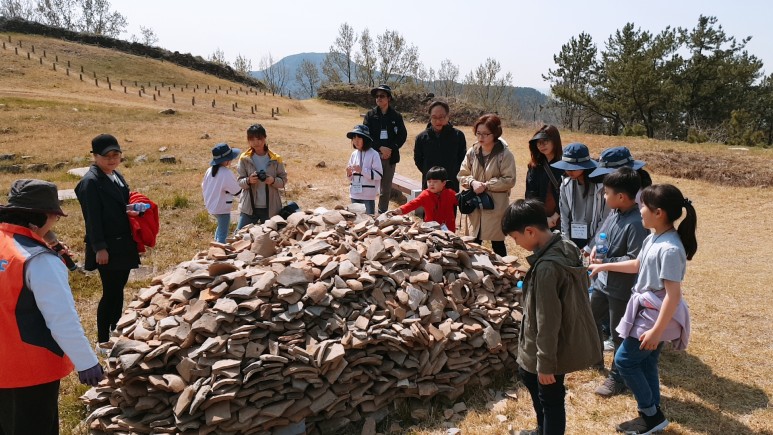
left=257, top=170, right=267, bottom=181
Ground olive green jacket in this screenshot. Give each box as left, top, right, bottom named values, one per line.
left=517, top=232, right=602, bottom=374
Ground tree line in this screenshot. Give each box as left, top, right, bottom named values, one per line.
left=302, top=23, right=517, bottom=118
left=545, top=15, right=773, bottom=146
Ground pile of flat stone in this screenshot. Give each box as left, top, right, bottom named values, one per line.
left=80, top=208, right=525, bottom=434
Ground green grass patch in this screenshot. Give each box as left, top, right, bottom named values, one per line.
left=193, top=210, right=217, bottom=233
left=158, top=192, right=191, bottom=209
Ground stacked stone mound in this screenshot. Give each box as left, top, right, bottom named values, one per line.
left=80, top=208, right=525, bottom=434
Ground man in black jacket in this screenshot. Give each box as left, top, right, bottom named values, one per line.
left=363, top=84, right=408, bottom=213
left=414, top=100, right=467, bottom=192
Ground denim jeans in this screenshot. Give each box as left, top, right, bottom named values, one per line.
left=615, top=337, right=664, bottom=414
left=351, top=198, right=375, bottom=215
left=519, top=366, right=566, bottom=435
left=213, top=213, right=231, bottom=243
left=236, top=208, right=269, bottom=231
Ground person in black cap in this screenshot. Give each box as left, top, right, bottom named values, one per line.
left=526, top=125, right=564, bottom=230
left=0, top=179, right=103, bottom=435
left=75, top=134, right=140, bottom=354
left=363, top=84, right=408, bottom=213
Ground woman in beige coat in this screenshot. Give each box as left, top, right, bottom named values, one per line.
left=458, top=114, right=516, bottom=256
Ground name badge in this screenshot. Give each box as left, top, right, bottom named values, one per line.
left=351, top=179, right=363, bottom=194
left=571, top=222, right=588, bottom=239
left=380, top=129, right=388, bottom=140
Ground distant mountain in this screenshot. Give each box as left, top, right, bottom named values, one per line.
left=252, top=53, right=550, bottom=111
left=250, top=52, right=326, bottom=98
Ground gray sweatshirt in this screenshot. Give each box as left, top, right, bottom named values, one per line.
left=593, top=206, right=648, bottom=301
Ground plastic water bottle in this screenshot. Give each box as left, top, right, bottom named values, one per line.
left=516, top=281, right=524, bottom=291
left=126, top=203, right=150, bottom=212
left=596, top=232, right=609, bottom=262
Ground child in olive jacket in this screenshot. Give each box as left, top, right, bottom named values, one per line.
left=503, top=199, right=601, bottom=435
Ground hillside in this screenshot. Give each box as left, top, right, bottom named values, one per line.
left=1, top=32, right=772, bottom=435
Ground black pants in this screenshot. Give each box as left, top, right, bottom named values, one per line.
left=590, top=289, right=629, bottom=381
left=0, top=380, right=59, bottom=435
left=97, top=268, right=131, bottom=343
left=519, top=366, right=566, bottom=435
left=474, top=237, right=507, bottom=257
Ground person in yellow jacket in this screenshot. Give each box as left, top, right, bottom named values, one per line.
left=235, top=124, right=288, bottom=230
left=0, top=179, right=103, bottom=435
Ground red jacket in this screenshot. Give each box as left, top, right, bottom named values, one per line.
left=128, top=192, right=159, bottom=253
left=399, top=188, right=458, bottom=232
left=0, top=224, right=74, bottom=387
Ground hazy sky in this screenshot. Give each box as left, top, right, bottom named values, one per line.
left=111, top=0, right=772, bottom=90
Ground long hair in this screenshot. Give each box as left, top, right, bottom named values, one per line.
left=528, top=125, right=562, bottom=168
left=640, top=184, right=698, bottom=260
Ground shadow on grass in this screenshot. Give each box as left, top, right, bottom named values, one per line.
left=662, top=397, right=773, bottom=435
left=660, top=350, right=771, bottom=434
left=661, top=351, right=769, bottom=414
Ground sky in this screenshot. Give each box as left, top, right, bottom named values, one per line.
left=110, top=0, right=772, bottom=91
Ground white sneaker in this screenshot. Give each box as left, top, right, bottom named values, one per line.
left=604, top=338, right=615, bottom=352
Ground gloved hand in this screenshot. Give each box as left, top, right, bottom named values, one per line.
left=78, top=363, right=104, bottom=387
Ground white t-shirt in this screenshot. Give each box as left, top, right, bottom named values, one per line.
left=632, top=230, right=687, bottom=294
left=201, top=166, right=242, bottom=214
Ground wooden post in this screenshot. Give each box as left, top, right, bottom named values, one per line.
left=26, top=52, right=29, bottom=59
left=226, top=90, right=228, bottom=95
left=193, top=88, right=196, bottom=93
left=43, top=50, right=46, bottom=58
left=168, top=87, right=171, bottom=91
left=251, top=106, right=254, bottom=114
left=55, top=55, right=58, bottom=62
left=158, top=90, right=161, bottom=97
left=53, top=63, right=56, bottom=71
left=232, top=103, right=235, bottom=111
left=153, top=94, right=156, bottom=101
left=271, top=108, right=275, bottom=117
left=95, top=78, right=98, bottom=87
left=39, top=57, right=42, bottom=64
left=204, top=89, right=208, bottom=94
left=67, top=60, right=70, bottom=67
left=108, top=82, right=112, bottom=90
left=120, top=79, right=123, bottom=86
left=124, top=86, right=127, bottom=93
left=66, top=68, right=69, bottom=76
left=81, top=65, right=84, bottom=73
left=234, top=102, right=238, bottom=108
left=106, top=76, right=110, bottom=84
left=31, top=45, right=34, bottom=53
left=80, top=73, right=83, bottom=81
left=14, top=47, right=17, bottom=54
left=215, top=89, right=218, bottom=94
left=192, top=96, right=195, bottom=106
left=211, top=99, right=215, bottom=108
left=172, top=94, right=175, bottom=103
left=2, top=42, right=5, bottom=49
left=138, top=90, right=142, bottom=97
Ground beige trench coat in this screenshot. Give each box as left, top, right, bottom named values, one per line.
left=457, top=141, right=516, bottom=241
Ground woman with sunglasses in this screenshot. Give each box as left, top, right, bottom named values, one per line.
left=526, top=125, right=564, bottom=230
left=457, top=114, right=516, bottom=257
left=363, top=84, right=407, bottom=214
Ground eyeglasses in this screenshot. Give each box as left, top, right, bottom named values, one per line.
left=375, top=94, right=389, bottom=99
left=475, top=132, right=493, bottom=138
left=430, top=115, right=448, bottom=121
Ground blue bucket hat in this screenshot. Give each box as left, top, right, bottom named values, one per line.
left=346, top=125, right=373, bottom=143
left=210, top=143, right=240, bottom=166
left=588, top=146, right=646, bottom=178
left=370, top=84, right=393, bottom=99
left=551, top=143, right=598, bottom=171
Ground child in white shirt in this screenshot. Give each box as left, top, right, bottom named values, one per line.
left=346, top=125, right=382, bottom=214
left=201, top=143, right=241, bottom=243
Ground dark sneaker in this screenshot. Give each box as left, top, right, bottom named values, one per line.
left=518, top=428, right=542, bottom=435
left=616, top=409, right=668, bottom=434
left=595, top=376, right=628, bottom=397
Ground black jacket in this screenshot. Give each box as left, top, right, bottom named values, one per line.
left=414, top=123, right=467, bottom=191
left=525, top=160, right=563, bottom=213
left=363, top=105, right=408, bottom=165
left=75, top=165, right=140, bottom=271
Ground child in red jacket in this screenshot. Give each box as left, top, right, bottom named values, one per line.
left=392, top=166, right=458, bottom=232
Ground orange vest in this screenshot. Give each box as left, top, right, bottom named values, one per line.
left=0, top=223, right=74, bottom=387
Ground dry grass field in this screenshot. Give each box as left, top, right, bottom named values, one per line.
left=1, top=33, right=772, bottom=435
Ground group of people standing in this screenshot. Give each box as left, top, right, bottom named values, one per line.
left=0, top=85, right=699, bottom=435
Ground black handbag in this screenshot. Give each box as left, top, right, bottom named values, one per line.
left=457, top=189, right=494, bottom=215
